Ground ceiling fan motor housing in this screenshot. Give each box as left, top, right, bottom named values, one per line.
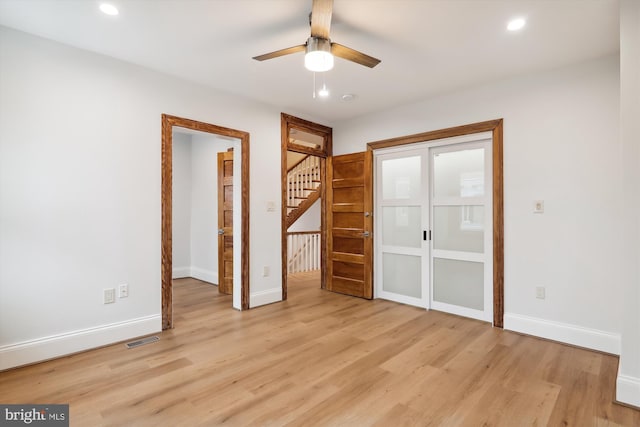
left=305, top=37, right=334, bottom=72
left=306, top=36, right=331, bottom=54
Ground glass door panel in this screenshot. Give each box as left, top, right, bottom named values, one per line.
left=381, top=156, right=421, bottom=200
left=433, top=258, right=484, bottom=310
left=382, top=206, right=422, bottom=248
left=433, top=148, right=485, bottom=199
left=383, top=253, right=422, bottom=298
left=433, top=206, right=484, bottom=253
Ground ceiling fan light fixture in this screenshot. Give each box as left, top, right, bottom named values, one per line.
left=305, top=37, right=334, bottom=72
left=318, top=84, right=329, bottom=98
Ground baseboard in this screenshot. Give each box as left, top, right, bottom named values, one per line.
left=504, top=312, right=621, bottom=355
left=617, top=372, right=640, bottom=407
left=250, top=288, right=282, bottom=308
left=190, top=267, right=217, bottom=285
left=0, top=314, right=161, bottom=371
left=172, top=266, right=191, bottom=279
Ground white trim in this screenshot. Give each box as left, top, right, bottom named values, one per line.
left=191, top=266, right=218, bottom=285
left=616, top=372, right=640, bottom=407
left=250, top=288, right=282, bottom=308
left=172, top=266, right=191, bottom=279
left=0, top=315, right=161, bottom=371
left=504, top=312, right=621, bottom=355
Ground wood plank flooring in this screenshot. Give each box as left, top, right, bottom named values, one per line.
left=1, top=272, right=638, bottom=426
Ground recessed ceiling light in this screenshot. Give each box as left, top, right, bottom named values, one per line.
left=507, top=18, right=526, bottom=31
left=100, top=3, right=119, bottom=16
left=341, top=94, right=355, bottom=102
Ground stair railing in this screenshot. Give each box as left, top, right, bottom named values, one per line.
left=287, top=156, right=320, bottom=210
left=287, top=231, right=321, bottom=273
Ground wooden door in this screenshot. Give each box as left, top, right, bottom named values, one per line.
left=326, top=151, right=373, bottom=298
left=217, top=150, right=234, bottom=295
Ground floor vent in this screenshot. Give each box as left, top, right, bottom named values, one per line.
left=125, top=335, right=159, bottom=349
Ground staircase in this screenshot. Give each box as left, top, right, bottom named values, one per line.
left=286, top=155, right=321, bottom=228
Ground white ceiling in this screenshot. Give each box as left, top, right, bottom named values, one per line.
left=0, top=0, right=620, bottom=125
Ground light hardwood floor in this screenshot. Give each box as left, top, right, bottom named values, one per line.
left=1, top=272, right=638, bottom=426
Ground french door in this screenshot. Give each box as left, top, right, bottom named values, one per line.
left=375, top=134, right=493, bottom=322
left=375, top=148, right=429, bottom=307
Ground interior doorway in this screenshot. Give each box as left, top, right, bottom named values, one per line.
left=286, top=152, right=322, bottom=274
left=161, top=114, right=250, bottom=330
left=172, top=131, right=235, bottom=297
left=280, top=114, right=332, bottom=299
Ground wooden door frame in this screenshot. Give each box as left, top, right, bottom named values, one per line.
left=367, top=119, right=504, bottom=327
left=161, top=114, right=250, bottom=330
left=281, top=113, right=332, bottom=300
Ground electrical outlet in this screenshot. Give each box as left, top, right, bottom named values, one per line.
left=263, top=266, right=270, bottom=277
left=104, top=288, right=115, bottom=304
left=119, top=284, right=129, bottom=298
left=533, top=200, right=544, bottom=214
left=536, top=286, right=546, bottom=299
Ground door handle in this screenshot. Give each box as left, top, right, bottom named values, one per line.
left=218, top=229, right=225, bottom=235
left=362, top=231, right=370, bottom=237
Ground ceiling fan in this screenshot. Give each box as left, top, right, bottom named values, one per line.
left=252, top=0, right=381, bottom=72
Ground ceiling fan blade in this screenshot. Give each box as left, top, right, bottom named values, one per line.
left=310, top=0, right=333, bottom=39
left=331, top=43, right=381, bottom=68
left=252, top=44, right=306, bottom=61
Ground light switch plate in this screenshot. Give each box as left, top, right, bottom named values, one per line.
left=104, top=288, right=115, bottom=304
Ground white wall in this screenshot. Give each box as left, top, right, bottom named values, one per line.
left=287, top=199, right=321, bottom=232
left=334, top=55, right=623, bottom=354
left=190, top=134, right=234, bottom=284
left=617, top=0, right=640, bottom=407
left=172, top=132, right=192, bottom=277
left=0, top=26, right=284, bottom=369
